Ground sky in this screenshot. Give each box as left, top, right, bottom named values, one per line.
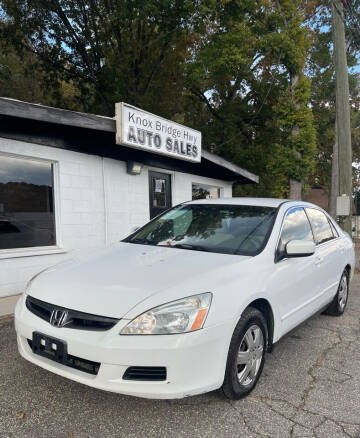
left=0, top=156, right=53, bottom=186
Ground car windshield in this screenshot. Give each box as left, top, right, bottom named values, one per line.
left=124, top=204, right=277, bottom=256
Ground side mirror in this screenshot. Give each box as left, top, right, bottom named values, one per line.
left=286, top=240, right=316, bottom=257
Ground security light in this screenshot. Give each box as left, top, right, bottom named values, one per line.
left=126, top=161, right=143, bottom=175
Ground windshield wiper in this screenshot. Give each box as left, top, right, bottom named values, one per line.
left=128, top=240, right=211, bottom=252
left=129, top=238, right=152, bottom=245
left=172, top=243, right=211, bottom=252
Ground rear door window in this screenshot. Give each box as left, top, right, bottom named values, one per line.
left=305, top=208, right=334, bottom=244
left=328, top=219, right=339, bottom=238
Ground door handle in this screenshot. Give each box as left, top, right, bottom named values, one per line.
left=314, top=256, right=323, bottom=266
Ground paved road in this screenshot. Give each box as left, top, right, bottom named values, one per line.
left=1, top=278, right=360, bottom=438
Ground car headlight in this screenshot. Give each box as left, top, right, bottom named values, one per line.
left=121, top=293, right=212, bottom=335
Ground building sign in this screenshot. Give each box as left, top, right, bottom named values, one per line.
left=115, top=102, right=201, bottom=163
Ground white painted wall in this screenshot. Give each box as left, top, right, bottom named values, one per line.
left=0, top=137, right=232, bottom=299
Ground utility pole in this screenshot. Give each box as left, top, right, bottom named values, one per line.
left=328, top=120, right=338, bottom=219
left=332, top=0, right=353, bottom=234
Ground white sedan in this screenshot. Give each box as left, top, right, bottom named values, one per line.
left=15, top=198, right=354, bottom=399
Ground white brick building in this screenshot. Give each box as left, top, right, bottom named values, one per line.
left=0, top=98, right=258, bottom=314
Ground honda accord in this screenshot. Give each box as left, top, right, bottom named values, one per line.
left=15, top=198, right=354, bottom=399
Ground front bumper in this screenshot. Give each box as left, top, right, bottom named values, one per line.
left=15, top=294, right=233, bottom=399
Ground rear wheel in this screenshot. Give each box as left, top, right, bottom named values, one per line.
left=324, top=270, right=349, bottom=316
left=222, top=307, right=267, bottom=400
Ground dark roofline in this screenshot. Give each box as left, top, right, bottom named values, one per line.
left=201, top=149, right=258, bottom=184
left=0, top=97, right=115, bottom=132
left=0, top=97, right=258, bottom=184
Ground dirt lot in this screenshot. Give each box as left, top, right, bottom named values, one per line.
left=1, top=277, right=360, bottom=438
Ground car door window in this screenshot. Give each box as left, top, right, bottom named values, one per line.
left=277, top=207, right=314, bottom=260
left=328, top=219, right=339, bottom=238
left=305, top=208, right=334, bottom=244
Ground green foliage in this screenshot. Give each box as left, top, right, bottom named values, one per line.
left=1, top=0, right=211, bottom=116
left=185, top=0, right=317, bottom=197
left=266, top=77, right=317, bottom=197
left=306, top=1, right=360, bottom=195
left=0, top=0, right=324, bottom=197
left=0, top=24, right=46, bottom=103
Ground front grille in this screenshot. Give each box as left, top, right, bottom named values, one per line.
left=26, top=295, right=119, bottom=331
left=123, top=366, right=167, bottom=381
left=27, top=339, right=100, bottom=375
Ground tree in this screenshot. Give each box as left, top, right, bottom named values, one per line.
left=1, top=0, right=210, bottom=117
left=0, top=18, right=82, bottom=108
left=185, top=0, right=316, bottom=198
left=306, top=1, right=360, bottom=216
left=1, top=0, right=319, bottom=199
left=0, top=20, right=47, bottom=104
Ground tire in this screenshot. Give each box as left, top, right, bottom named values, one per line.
left=324, top=269, right=349, bottom=316
left=221, top=307, right=268, bottom=400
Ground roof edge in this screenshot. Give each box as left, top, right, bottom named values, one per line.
left=0, top=97, right=115, bottom=132
left=201, top=150, right=259, bottom=184
left=0, top=97, right=259, bottom=184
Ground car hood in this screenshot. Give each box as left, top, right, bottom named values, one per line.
left=27, top=242, right=250, bottom=318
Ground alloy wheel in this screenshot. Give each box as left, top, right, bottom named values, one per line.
left=338, top=275, right=348, bottom=311
left=236, top=324, right=264, bottom=386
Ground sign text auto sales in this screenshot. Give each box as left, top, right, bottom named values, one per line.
left=115, top=103, right=201, bottom=163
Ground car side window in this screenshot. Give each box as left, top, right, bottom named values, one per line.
left=276, top=207, right=314, bottom=260
left=305, top=208, right=334, bottom=244
left=328, top=218, right=339, bottom=238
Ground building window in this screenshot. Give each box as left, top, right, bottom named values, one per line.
left=0, top=155, right=56, bottom=250
left=192, top=183, right=221, bottom=200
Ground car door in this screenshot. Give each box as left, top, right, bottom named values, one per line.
left=269, top=206, right=319, bottom=336
left=305, top=208, right=340, bottom=303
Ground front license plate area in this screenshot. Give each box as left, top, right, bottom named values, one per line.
left=32, top=332, right=67, bottom=364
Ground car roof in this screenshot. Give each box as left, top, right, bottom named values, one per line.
left=187, top=197, right=289, bottom=208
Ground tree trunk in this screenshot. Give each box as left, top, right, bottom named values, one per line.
left=328, top=119, right=338, bottom=218
left=289, top=178, right=302, bottom=199
left=288, top=72, right=302, bottom=200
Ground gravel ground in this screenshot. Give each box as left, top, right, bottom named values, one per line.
left=1, top=277, right=360, bottom=438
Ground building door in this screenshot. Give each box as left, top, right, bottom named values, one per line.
left=148, top=171, right=172, bottom=219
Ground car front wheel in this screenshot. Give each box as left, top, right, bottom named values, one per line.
left=222, top=307, right=267, bottom=400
